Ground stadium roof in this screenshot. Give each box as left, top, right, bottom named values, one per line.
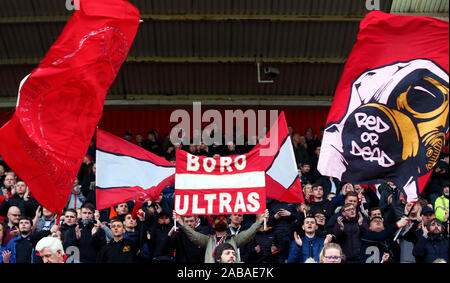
left=0, top=0, right=448, bottom=108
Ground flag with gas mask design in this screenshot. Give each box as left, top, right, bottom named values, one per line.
left=318, top=11, right=449, bottom=202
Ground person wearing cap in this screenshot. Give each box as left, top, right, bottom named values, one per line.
left=413, top=218, right=449, bottom=263
left=174, top=209, right=269, bottom=263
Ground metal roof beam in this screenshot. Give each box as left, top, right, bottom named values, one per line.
left=0, top=14, right=366, bottom=24
left=0, top=94, right=333, bottom=108
left=0, top=56, right=347, bottom=66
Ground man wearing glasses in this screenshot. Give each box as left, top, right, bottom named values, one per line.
left=360, top=215, right=408, bottom=263
left=332, top=203, right=369, bottom=263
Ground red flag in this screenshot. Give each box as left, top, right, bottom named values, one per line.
left=0, top=0, right=140, bottom=213
left=257, top=111, right=304, bottom=203
left=318, top=11, right=449, bottom=202
left=95, top=129, right=175, bottom=211
left=174, top=111, right=304, bottom=215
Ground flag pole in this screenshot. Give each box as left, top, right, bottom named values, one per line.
left=393, top=203, right=416, bottom=242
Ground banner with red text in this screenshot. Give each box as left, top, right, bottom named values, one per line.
left=174, top=111, right=304, bottom=215
left=174, top=149, right=266, bottom=215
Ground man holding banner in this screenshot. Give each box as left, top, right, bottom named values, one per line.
left=173, top=210, right=269, bottom=263
left=170, top=111, right=302, bottom=263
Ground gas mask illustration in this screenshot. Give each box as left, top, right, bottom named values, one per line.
left=320, top=59, right=448, bottom=201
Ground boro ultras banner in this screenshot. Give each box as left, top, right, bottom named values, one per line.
left=96, top=129, right=175, bottom=210
left=175, top=150, right=266, bottom=215
left=174, top=111, right=304, bottom=215
left=318, top=11, right=449, bottom=202
left=0, top=0, right=140, bottom=213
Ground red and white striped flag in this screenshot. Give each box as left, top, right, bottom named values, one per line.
left=96, top=129, right=175, bottom=210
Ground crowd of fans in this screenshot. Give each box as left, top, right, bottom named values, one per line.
left=0, top=125, right=448, bottom=263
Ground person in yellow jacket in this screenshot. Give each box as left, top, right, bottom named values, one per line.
left=434, top=183, right=449, bottom=223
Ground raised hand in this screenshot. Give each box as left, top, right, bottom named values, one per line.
left=23, top=188, right=30, bottom=201
left=2, top=250, right=11, bottom=263
left=396, top=216, right=409, bottom=228
left=168, top=226, right=178, bottom=237
left=2, top=188, right=9, bottom=200
left=358, top=212, right=363, bottom=226
left=337, top=216, right=345, bottom=231
left=75, top=224, right=81, bottom=240
left=35, top=206, right=42, bottom=219
left=278, top=209, right=291, bottom=217
left=155, top=203, right=162, bottom=214
left=381, top=252, right=390, bottom=263
left=91, top=224, right=99, bottom=237
left=324, top=234, right=333, bottom=245
left=294, top=231, right=303, bottom=247
left=137, top=209, right=145, bottom=222
left=258, top=209, right=269, bottom=224
left=173, top=211, right=183, bottom=226
left=404, top=202, right=414, bottom=215
left=50, top=224, right=59, bottom=235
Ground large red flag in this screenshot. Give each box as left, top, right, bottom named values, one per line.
left=96, top=129, right=175, bottom=210
left=0, top=0, right=140, bottom=213
left=318, top=11, right=449, bottom=202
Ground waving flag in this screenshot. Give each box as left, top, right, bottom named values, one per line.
left=174, top=111, right=303, bottom=215
left=257, top=111, right=304, bottom=203
left=96, top=129, right=175, bottom=210
left=318, top=11, right=449, bottom=202
left=0, top=0, right=140, bottom=213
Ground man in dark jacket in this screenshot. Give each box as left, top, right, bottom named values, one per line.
left=97, top=217, right=140, bottom=263
left=63, top=203, right=106, bottom=263
left=242, top=225, right=283, bottom=263
left=168, top=214, right=210, bottom=263
left=266, top=198, right=297, bottom=263
left=360, top=216, right=408, bottom=263
left=0, top=181, right=39, bottom=219
left=59, top=209, right=78, bottom=253
left=379, top=182, right=406, bottom=228
left=326, top=191, right=363, bottom=233
left=412, top=218, right=449, bottom=263
left=315, top=176, right=341, bottom=199
left=333, top=203, right=369, bottom=262
left=148, top=211, right=174, bottom=263
left=4, top=216, right=55, bottom=263
left=309, top=184, right=334, bottom=221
